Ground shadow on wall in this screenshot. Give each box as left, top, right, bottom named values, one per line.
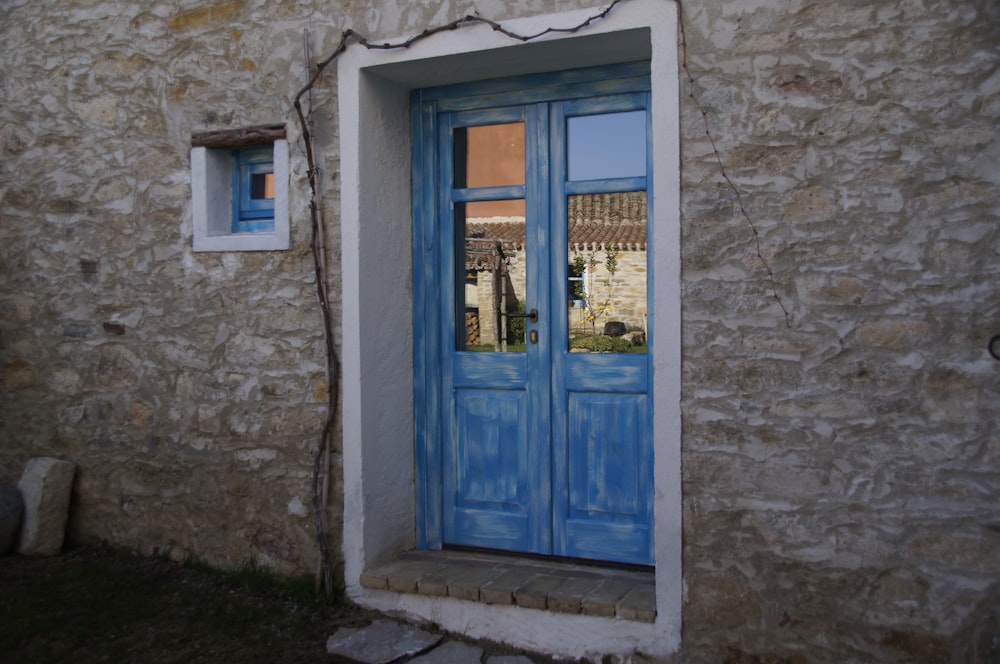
left=950, top=580, right=1000, bottom=662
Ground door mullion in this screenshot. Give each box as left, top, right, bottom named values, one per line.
left=548, top=100, right=571, bottom=558
left=438, top=111, right=461, bottom=548
left=524, top=101, right=553, bottom=555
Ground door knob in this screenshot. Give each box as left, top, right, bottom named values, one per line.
left=505, top=308, right=538, bottom=323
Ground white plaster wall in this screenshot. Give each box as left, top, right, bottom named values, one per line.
left=339, top=0, right=680, bottom=658
left=339, top=56, right=418, bottom=578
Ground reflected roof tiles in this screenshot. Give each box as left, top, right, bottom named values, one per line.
left=464, top=192, right=646, bottom=270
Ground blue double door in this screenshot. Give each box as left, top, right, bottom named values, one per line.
left=414, top=64, right=654, bottom=566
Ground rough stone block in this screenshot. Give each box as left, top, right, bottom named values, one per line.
left=547, top=576, right=604, bottom=614
left=0, top=484, right=24, bottom=555
left=581, top=579, right=634, bottom=618
left=617, top=584, right=657, bottom=623
left=416, top=565, right=453, bottom=597
left=513, top=573, right=565, bottom=610
left=480, top=568, right=534, bottom=605
left=17, top=457, right=76, bottom=556
left=326, top=619, right=442, bottom=664
left=446, top=565, right=504, bottom=601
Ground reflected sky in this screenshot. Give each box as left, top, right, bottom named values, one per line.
left=568, top=111, right=646, bottom=181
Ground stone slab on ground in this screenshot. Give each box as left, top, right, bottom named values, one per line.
left=409, top=640, right=484, bottom=664
left=0, top=484, right=23, bottom=555
left=17, top=457, right=75, bottom=556
left=326, top=619, right=443, bottom=664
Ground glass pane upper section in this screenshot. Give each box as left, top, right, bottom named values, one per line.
left=457, top=199, right=527, bottom=352
left=568, top=111, right=646, bottom=181
left=454, top=122, right=525, bottom=188
left=567, top=191, right=647, bottom=354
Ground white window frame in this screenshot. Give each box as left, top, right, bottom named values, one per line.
left=337, top=1, right=680, bottom=659
left=191, top=139, right=289, bottom=252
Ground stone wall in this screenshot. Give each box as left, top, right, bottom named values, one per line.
left=677, top=0, right=999, bottom=661
left=571, top=248, right=649, bottom=336
left=0, top=0, right=338, bottom=574
left=0, top=0, right=997, bottom=660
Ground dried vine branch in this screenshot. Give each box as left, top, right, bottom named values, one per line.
left=290, top=0, right=632, bottom=600
left=291, top=0, right=791, bottom=596
left=292, top=93, right=338, bottom=597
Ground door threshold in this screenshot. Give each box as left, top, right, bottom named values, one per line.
left=359, top=549, right=656, bottom=623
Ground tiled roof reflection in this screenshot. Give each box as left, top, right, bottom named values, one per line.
left=464, top=192, right=646, bottom=270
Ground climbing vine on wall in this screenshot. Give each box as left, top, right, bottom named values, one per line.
left=291, top=0, right=791, bottom=597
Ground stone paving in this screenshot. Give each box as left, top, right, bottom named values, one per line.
left=325, top=618, right=543, bottom=664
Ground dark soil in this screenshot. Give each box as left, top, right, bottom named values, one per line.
left=0, top=544, right=570, bottom=664
left=0, top=544, right=375, bottom=663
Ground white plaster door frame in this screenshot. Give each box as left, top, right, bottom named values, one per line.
left=337, top=1, right=681, bottom=658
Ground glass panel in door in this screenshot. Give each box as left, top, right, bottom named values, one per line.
left=453, top=119, right=529, bottom=353
left=564, top=108, right=647, bottom=353
left=454, top=122, right=526, bottom=187
left=567, top=110, right=646, bottom=181
left=456, top=199, right=528, bottom=352
left=567, top=191, right=647, bottom=353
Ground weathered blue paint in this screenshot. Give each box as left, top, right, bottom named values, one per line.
left=413, top=64, right=653, bottom=565
left=561, top=392, right=651, bottom=560
left=412, top=95, right=442, bottom=550
left=445, top=389, right=531, bottom=550
left=549, top=90, right=654, bottom=565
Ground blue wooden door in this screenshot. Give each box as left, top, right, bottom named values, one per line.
left=414, top=65, right=654, bottom=566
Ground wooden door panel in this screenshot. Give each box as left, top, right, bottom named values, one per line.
left=567, top=392, right=645, bottom=518
left=455, top=389, right=526, bottom=508
left=445, top=389, right=529, bottom=551
left=561, top=392, right=652, bottom=564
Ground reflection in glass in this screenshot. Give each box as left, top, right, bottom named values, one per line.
left=454, top=123, right=525, bottom=188
left=457, top=199, right=527, bottom=352
left=567, top=191, right=647, bottom=354
left=568, top=111, right=646, bottom=181
left=250, top=172, right=275, bottom=200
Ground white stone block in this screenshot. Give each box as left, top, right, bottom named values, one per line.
left=17, top=457, right=76, bottom=556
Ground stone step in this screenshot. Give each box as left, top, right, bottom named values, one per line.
left=360, top=549, right=655, bottom=623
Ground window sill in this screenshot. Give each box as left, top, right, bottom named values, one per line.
left=193, top=230, right=285, bottom=253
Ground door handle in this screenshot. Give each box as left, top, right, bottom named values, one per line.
left=504, top=308, right=538, bottom=323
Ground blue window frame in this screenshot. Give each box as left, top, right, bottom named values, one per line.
left=232, top=146, right=275, bottom=233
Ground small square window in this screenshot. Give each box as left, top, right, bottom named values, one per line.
left=190, top=126, right=289, bottom=252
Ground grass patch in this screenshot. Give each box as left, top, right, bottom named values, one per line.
left=0, top=544, right=367, bottom=663
left=569, top=336, right=646, bottom=353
